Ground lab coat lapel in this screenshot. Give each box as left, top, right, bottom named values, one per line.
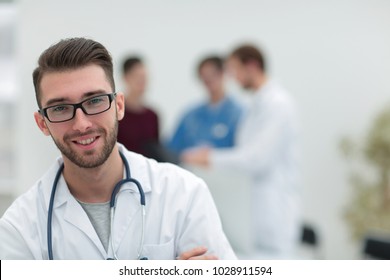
left=41, top=146, right=153, bottom=258
left=59, top=177, right=107, bottom=257
left=111, top=145, right=152, bottom=257
left=110, top=189, right=141, bottom=257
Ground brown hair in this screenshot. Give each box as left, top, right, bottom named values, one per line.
left=122, top=56, right=143, bottom=75
left=230, top=44, right=266, bottom=72
left=32, top=37, right=115, bottom=108
left=197, top=55, right=224, bottom=76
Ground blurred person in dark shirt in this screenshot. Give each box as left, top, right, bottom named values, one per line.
left=118, top=57, right=178, bottom=163
left=117, top=57, right=159, bottom=158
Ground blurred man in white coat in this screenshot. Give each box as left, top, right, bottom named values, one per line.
left=183, top=44, right=301, bottom=258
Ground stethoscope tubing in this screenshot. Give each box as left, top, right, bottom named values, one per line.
left=47, top=163, right=64, bottom=260
left=47, top=151, right=146, bottom=260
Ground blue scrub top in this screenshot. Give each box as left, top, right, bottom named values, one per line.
left=167, top=96, right=243, bottom=154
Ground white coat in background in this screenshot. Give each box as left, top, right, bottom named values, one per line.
left=211, top=79, right=302, bottom=258
left=0, top=144, right=236, bottom=260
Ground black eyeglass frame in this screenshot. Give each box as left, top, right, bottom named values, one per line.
left=39, top=93, right=117, bottom=123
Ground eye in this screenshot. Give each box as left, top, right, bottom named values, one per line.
left=86, top=96, right=105, bottom=106
left=50, top=105, right=69, bottom=113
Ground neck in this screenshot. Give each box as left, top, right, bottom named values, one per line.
left=62, top=146, right=123, bottom=203
left=209, top=88, right=225, bottom=104
left=125, top=90, right=144, bottom=112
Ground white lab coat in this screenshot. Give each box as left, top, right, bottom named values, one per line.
left=210, top=80, right=301, bottom=258
left=0, top=144, right=236, bottom=260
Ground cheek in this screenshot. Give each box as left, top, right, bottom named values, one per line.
left=237, top=69, right=249, bottom=84
left=46, top=125, right=65, bottom=139
left=235, top=73, right=244, bottom=83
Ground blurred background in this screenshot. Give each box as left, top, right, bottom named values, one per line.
left=1, top=0, right=390, bottom=259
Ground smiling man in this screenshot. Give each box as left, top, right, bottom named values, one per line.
left=0, top=37, right=236, bottom=260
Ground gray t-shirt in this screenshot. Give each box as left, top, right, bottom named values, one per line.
left=78, top=200, right=110, bottom=252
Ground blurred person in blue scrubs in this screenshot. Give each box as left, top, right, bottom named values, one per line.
left=167, top=56, right=243, bottom=156
left=182, top=45, right=301, bottom=259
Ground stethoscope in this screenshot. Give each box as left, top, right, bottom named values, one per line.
left=47, top=151, right=148, bottom=260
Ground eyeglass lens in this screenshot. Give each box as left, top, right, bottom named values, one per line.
left=46, top=94, right=112, bottom=122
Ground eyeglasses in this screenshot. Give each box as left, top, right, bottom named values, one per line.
left=39, top=93, right=117, bottom=123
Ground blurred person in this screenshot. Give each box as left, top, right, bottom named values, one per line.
left=0, top=37, right=236, bottom=260
left=167, top=56, right=243, bottom=156
left=182, top=44, right=301, bottom=258
left=117, top=56, right=160, bottom=159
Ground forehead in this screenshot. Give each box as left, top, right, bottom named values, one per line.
left=40, top=64, right=112, bottom=106
left=125, top=63, right=145, bottom=76
left=199, top=62, right=221, bottom=75
left=227, top=56, right=242, bottom=67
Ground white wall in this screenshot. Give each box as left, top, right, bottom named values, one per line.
left=14, top=0, right=390, bottom=259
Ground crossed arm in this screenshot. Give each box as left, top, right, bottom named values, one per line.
left=178, top=246, right=218, bottom=260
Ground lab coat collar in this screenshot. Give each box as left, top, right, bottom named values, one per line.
left=41, top=143, right=152, bottom=210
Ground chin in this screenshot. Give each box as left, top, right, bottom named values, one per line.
left=242, top=83, right=252, bottom=90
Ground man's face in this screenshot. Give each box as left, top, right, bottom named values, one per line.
left=123, top=63, right=147, bottom=95
left=227, top=56, right=252, bottom=90
left=199, top=62, right=224, bottom=96
left=34, top=64, right=125, bottom=168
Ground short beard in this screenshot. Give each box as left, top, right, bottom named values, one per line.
left=52, top=120, right=118, bottom=169
left=242, top=80, right=253, bottom=90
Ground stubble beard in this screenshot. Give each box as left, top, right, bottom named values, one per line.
left=242, top=77, right=254, bottom=90
left=52, top=120, right=118, bottom=169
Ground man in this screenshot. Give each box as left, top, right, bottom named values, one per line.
left=167, top=56, right=242, bottom=156
left=183, top=45, right=301, bottom=258
left=117, top=57, right=160, bottom=158
left=0, top=38, right=236, bottom=260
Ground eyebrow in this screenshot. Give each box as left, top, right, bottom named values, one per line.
left=44, top=90, right=108, bottom=107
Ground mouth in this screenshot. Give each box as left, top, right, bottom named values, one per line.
left=75, top=137, right=97, bottom=145
left=72, top=135, right=100, bottom=149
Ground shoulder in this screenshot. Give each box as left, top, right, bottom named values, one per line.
left=1, top=159, right=61, bottom=226
left=1, top=156, right=64, bottom=226
left=148, top=158, right=206, bottom=193
left=260, top=81, right=297, bottom=113
left=1, top=185, right=39, bottom=231
left=136, top=106, right=158, bottom=121
left=120, top=145, right=207, bottom=197
left=0, top=177, right=49, bottom=259
left=144, top=106, right=158, bottom=116
left=152, top=162, right=205, bottom=190
left=223, top=95, right=244, bottom=112
left=174, top=103, right=206, bottom=126
left=0, top=161, right=64, bottom=260
left=186, top=102, right=208, bottom=117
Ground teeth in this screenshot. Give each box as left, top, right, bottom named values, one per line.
left=77, top=137, right=95, bottom=145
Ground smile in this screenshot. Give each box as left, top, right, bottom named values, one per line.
left=75, top=137, right=97, bottom=146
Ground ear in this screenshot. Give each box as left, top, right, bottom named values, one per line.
left=115, top=92, right=125, bottom=121
left=34, top=111, right=51, bottom=136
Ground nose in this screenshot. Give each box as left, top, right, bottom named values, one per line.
left=72, top=107, right=92, bottom=132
